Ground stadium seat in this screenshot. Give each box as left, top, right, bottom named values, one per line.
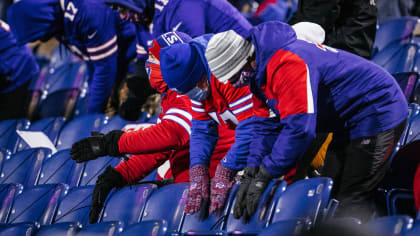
left=78, top=156, right=123, bottom=186
left=0, top=119, right=30, bottom=153
left=225, top=181, right=287, bottom=235
left=406, top=220, right=420, bottom=236
left=0, top=149, right=10, bottom=168
left=373, top=17, right=419, bottom=55
left=37, top=149, right=84, bottom=187
left=0, top=148, right=51, bottom=187
left=141, top=182, right=189, bottom=233
left=393, top=72, right=420, bottom=103
left=406, top=107, right=420, bottom=144
left=6, top=184, right=68, bottom=225
left=100, top=184, right=157, bottom=224
left=41, top=62, right=88, bottom=94
left=36, top=222, right=81, bottom=236
left=371, top=41, right=420, bottom=74
left=99, top=115, right=136, bottom=133
left=55, top=114, right=108, bottom=151
left=386, top=188, right=416, bottom=217
left=118, top=220, right=167, bottom=236
left=258, top=219, right=307, bottom=236
left=53, top=186, right=95, bottom=225
left=269, top=177, right=334, bottom=225
left=181, top=183, right=242, bottom=234
left=0, top=222, right=39, bottom=236
left=33, top=88, right=81, bottom=120
left=0, top=184, right=23, bottom=223
left=366, top=215, right=413, bottom=236
left=75, top=221, right=124, bottom=236
left=14, top=117, right=66, bottom=152
left=391, top=103, right=419, bottom=157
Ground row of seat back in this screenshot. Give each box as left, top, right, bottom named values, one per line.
left=372, top=41, right=420, bottom=74
left=393, top=72, right=420, bottom=104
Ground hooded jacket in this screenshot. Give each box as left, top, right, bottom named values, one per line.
left=248, top=21, right=408, bottom=177
left=7, top=0, right=137, bottom=113
left=0, top=20, right=39, bottom=94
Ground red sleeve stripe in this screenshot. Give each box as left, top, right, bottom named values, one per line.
left=232, top=102, right=253, bottom=115
left=87, top=36, right=117, bottom=53
left=306, top=65, right=314, bottom=114
left=162, top=114, right=191, bottom=134
left=89, top=44, right=118, bottom=61
left=229, top=94, right=253, bottom=108
left=166, top=108, right=192, bottom=121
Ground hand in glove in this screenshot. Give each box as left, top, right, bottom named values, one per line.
left=89, top=166, right=125, bottom=223
left=209, top=164, right=236, bottom=215
left=233, top=166, right=257, bottom=219
left=70, top=130, right=124, bottom=163
left=184, top=165, right=210, bottom=219
left=245, top=165, right=272, bottom=217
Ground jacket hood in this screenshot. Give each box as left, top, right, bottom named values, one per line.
left=250, top=21, right=297, bottom=86
left=7, top=0, right=62, bottom=45
left=189, top=33, right=214, bottom=83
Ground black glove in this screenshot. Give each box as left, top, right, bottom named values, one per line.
left=233, top=166, right=258, bottom=220
left=89, top=166, right=125, bottom=224
left=245, top=165, right=272, bottom=217
left=70, top=130, right=124, bottom=163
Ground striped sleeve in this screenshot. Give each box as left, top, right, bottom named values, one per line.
left=162, top=107, right=192, bottom=135
left=87, top=35, right=118, bottom=61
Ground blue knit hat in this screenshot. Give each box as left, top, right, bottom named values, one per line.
left=160, top=43, right=206, bottom=94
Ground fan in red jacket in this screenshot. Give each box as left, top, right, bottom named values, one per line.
left=70, top=32, right=194, bottom=224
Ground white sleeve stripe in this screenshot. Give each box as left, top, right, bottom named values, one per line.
left=87, top=36, right=117, bottom=53
left=166, top=108, right=192, bottom=121
left=137, top=50, right=148, bottom=55
left=89, top=45, right=118, bottom=61
left=232, top=103, right=253, bottom=115
left=306, top=65, right=314, bottom=113
left=192, top=107, right=206, bottom=113
left=191, top=100, right=202, bottom=106
left=136, top=45, right=147, bottom=53
left=229, top=94, right=253, bottom=108
left=59, top=0, right=65, bottom=10
left=162, top=115, right=191, bottom=134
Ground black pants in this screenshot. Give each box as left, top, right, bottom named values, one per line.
left=0, top=80, right=30, bottom=121
left=322, top=121, right=406, bottom=222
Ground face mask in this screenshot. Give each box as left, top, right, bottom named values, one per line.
left=185, top=86, right=209, bottom=101
left=232, top=68, right=256, bottom=88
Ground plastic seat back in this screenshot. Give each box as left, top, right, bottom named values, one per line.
left=101, top=184, right=157, bottom=224
left=141, top=182, right=189, bottom=232
left=118, top=220, right=167, bottom=236
left=0, top=119, right=30, bottom=152
left=0, top=148, right=51, bottom=187
left=270, top=177, right=334, bottom=224
left=367, top=215, right=413, bottom=236
left=37, top=149, right=84, bottom=187
left=0, top=184, right=23, bottom=223
left=8, top=184, right=68, bottom=224
left=55, top=114, right=108, bottom=151
left=54, top=186, right=95, bottom=225
left=78, top=156, right=122, bottom=186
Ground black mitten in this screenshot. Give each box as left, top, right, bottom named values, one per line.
left=245, top=165, right=272, bottom=217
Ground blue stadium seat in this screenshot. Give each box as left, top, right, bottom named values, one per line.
left=373, top=17, right=419, bottom=55
left=0, top=149, right=10, bottom=169
left=0, top=119, right=30, bottom=153
left=366, top=215, right=413, bottom=236
left=118, top=220, right=167, bottom=236
left=386, top=189, right=416, bottom=217
left=75, top=221, right=124, bottom=236
left=41, top=62, right=88, bottom=94
left=269, top=177, right=334, bottom=225
left=0, top=148, right=51, bottom=187
left=406, top=220, right=420, bottom=236
left=0, top=184, right=23, bottom=223
left=372, top=42, right=420, bottom=74
left=34, top=88, right=81, bottom=120
left=6, top=184, right=68, bottom=225
left=36, top=222, right=81, bottom=236
left=181, top=183, right=242, bottom=234
left=0, top=222, right=39, bottom=236
left=78, top=156, right=122, bottom=186
left=225, top=181, right=287, bottom=235
left=15, top=117, right=66, bottom=152
left=100, top=184, right=157, bottom=224
left=53, top=186, right=95, bottom=225
left=392, top=103, right=419, bottom=155
left=99, top=115, right=138, bottom=133
left=37, top=149, right=84, bottom=187
left=258, top=219, right=307, bottom=236
left=55, top=114, right=108, bottom=151
left=393, top=72, right=420, bottom=103
left=406, top=107, right=420, bottom=144
left=141, top=182, right=189, bottom=233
